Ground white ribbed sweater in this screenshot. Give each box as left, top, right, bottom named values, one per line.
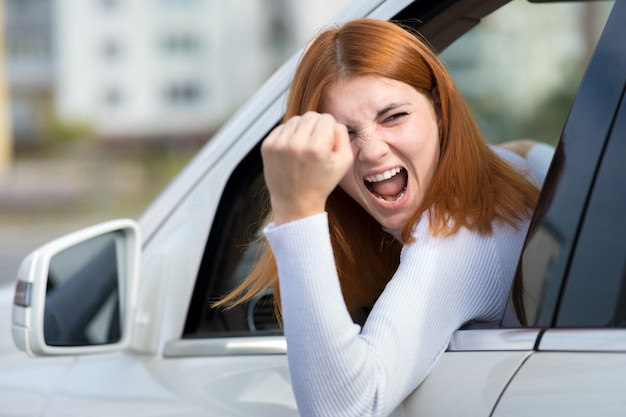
left=264, top=148, right=544, bottom=417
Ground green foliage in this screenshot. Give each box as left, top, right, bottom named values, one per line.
left=468, top=72, right=581, bottom=147
left=43, top=116, right=93, bottom=145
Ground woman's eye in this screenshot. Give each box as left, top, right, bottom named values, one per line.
left=385, top=112, right=408, bottom=123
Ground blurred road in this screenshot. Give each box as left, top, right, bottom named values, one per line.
left=0, top=153, right=143, bottom=288
left=0, top=221, right=81, bottom=287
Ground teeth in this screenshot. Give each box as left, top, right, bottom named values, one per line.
left=365, top=167, right=402, bottom=183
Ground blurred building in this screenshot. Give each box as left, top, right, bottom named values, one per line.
left=54, top=0, right=263, bottom=143
left=440, top=1, right=613, bottom=143
left=0, top=0, right=11, bottom=175
left=52, top=0, right=350, bottom=145
left=4, top=0, right=54, bottom=147
left=1, top=0, right=351, bottom=147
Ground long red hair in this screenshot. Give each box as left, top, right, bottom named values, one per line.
left=215, top=18, right=539, bottom=317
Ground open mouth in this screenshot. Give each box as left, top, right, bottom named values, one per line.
left=364, top=167, right=408, bottom=202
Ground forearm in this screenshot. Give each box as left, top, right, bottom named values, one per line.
left=266, top=213, right=378, bottom=417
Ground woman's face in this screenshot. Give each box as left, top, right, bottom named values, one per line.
left=321, top=75, right=440, bottom=233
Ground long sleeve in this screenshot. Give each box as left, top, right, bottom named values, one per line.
left=265, top=212, right=529, bottom=417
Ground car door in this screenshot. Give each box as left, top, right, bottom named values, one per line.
left=405, top=0, right=622, bottom=415
left=178, top=2, right=610, bottom=417
left=35, top=1, right=617, bottom=416
left=137, top=1, right=614, bottom=416
left=493, top=1, right=626, bottom=415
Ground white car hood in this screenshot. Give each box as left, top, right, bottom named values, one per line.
left=0, top=283, right=75, bottom=415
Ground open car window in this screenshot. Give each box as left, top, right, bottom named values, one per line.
left=182, top=0, right=614, bottom=338
left=183, top=142, right=272, bottom=337
left=500, top=1, right=617, bottom=328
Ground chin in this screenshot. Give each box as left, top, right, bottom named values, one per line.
left=377, top=218, right=407, bottom=234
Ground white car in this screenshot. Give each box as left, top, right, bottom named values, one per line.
left=3, top=0, right=626, bottom=415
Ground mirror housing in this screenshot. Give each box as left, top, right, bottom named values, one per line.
left=11, top=219, right=140, bottom=356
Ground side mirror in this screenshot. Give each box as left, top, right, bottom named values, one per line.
left=11, top=219, right=140, bottom=356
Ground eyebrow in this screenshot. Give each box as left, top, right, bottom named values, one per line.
left=341, top=102, right=410, bottom=132
left=376, top=102, right=407, bottom=119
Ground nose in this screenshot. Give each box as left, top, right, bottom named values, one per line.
left=355, top=127, right=389, bottom=162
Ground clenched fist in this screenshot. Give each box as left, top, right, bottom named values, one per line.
left=261, top=111, right=353, bottom=225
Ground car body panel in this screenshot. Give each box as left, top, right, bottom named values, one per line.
left=0, top=285, right=75, bottom=416
left=403, top=351, right=531, bottom=416
left=492, top=352, right=626, bottom=417
left=42, top=354, right=295, bottom=417
left=539, top=329, right=626, bottom=352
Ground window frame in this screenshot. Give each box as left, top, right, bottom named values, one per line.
left=182, top=140, right=275, bottom=337
left=501, top=0, right=624, bottom=330
left=556, top=84, right=626, bottom=328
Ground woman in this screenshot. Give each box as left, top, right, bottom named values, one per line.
left=217, top=18, right=541, bottom=417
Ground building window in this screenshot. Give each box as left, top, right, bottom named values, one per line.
left=164, top=83, right=202, bottom=105
left=100, top=0, right=120, bottom=11
left=157, top=0, right=198, bottom=10
left=102, top=40, right=122, bottom=60
left=103, top=88, right=123, bottom=108
left=161, top=34, right=200, bottom=55
left=7, top=38, right=51, bottom=62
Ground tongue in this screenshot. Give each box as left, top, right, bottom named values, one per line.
left=370, top=170, right=407, bottom=200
